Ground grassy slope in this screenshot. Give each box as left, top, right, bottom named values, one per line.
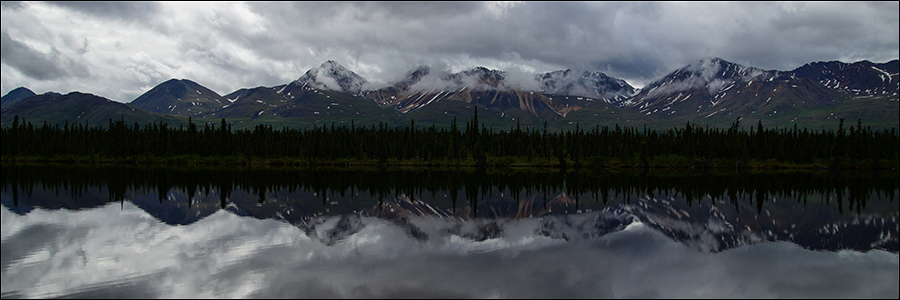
left=1, top=92, right=189, bottom=128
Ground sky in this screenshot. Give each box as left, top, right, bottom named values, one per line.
left=1, top=1, right=898, bottom=103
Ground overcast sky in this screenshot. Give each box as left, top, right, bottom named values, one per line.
left=2, top=1, right=898, bottom=103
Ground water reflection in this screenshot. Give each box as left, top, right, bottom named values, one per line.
left=1, top=164, right=898, bottom=298
left=2, top=164, right=897, bottom=252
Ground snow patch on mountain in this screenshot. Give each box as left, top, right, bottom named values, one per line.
left=646, top=57, right=774, bottom=97
left=293, top=60, right=368, bottom=95
left=394, top=66, right=517, bottom=92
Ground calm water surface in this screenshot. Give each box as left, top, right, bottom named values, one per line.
left=1, top=164, right=898, bottom=298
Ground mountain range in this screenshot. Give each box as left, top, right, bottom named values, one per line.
left=2, top=57, right=897, bottom=131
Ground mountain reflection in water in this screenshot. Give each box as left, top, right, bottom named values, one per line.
left=1, top=164, right=898, bottom=298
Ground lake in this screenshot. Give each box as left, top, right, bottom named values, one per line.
left=1, top=164, right=898, bottom=298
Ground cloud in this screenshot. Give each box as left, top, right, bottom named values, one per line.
left=1, top=2, right=897, bottom=100
left=0, top=1, right=25, bottom=10
left=503, top=67, right=543, bottom=91
left=0, top=31, right=89, bottom=81
left=44, top=1, right=162, bottom=24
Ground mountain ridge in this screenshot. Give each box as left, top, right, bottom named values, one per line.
left=0, top=91, right=185, bottom=127
left=3, top=57, right=897, bottom=130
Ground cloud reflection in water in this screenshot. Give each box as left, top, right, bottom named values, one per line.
left=2, top=202, right=897, bottom=299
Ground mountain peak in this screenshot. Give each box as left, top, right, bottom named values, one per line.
left=536, top=69, right=636, bottom=102
left=641, top=57, right=775, bottom=98
left=1, top=87, right=37, bottom=108
left=318, top=60, right=343, bottom=71
left=130, top=78, right=226, bottom=115
left=461, top=66, right=505, bottom=78
left=790, top=59, right=898, bottom=96
left=293, top=60, right=368, bottom=95
left=409, top=65, right=431, bottom=77
left=442, top=66, right=506, bottom=89
left=681, top=57, right=760, bottom=81
left=394, top=65, right=432, bottom=88
left=620, top=57, right=787, bottom=116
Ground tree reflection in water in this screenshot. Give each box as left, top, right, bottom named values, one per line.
left=2, top=163, right=897, bottom=253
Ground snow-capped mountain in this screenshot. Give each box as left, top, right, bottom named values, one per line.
left=134, top=57, right=900, bottom=128
left=130, top=79, right=228, bottom=116
left=363, top=65, right=563, bottom=117
left=445, top=66, right=508, bottom=89
left=619, top=57, right=852, bottom=123
left=649, top=58, right=775, bottom=96
left=624, top=57, right=778, bottom=111
left=790, top=60, right=899, bottom=97
left=198, top=61, right=391, bottom=121
left=291, top=60, right=369, bottom=96
left=536, top=69, right=637, bottom=104
left=363, top=65, right=628, bottom=118
left=131, top=58, right=899, bottom=128
left=362, top=65, right=441, bottom=109
left=6, top=58, right=897, bottom=131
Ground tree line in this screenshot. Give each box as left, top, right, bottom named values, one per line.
left=4, top=164, right=896, bottom=218
left=1, top=111, right=897, bottom=168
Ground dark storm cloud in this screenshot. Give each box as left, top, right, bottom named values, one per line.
left=1, top=31, right=70, bottom=80
left=238, top=2, right=635, bottom=82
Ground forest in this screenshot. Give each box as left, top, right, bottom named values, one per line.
left=1, top=110, right=898, bottom=169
